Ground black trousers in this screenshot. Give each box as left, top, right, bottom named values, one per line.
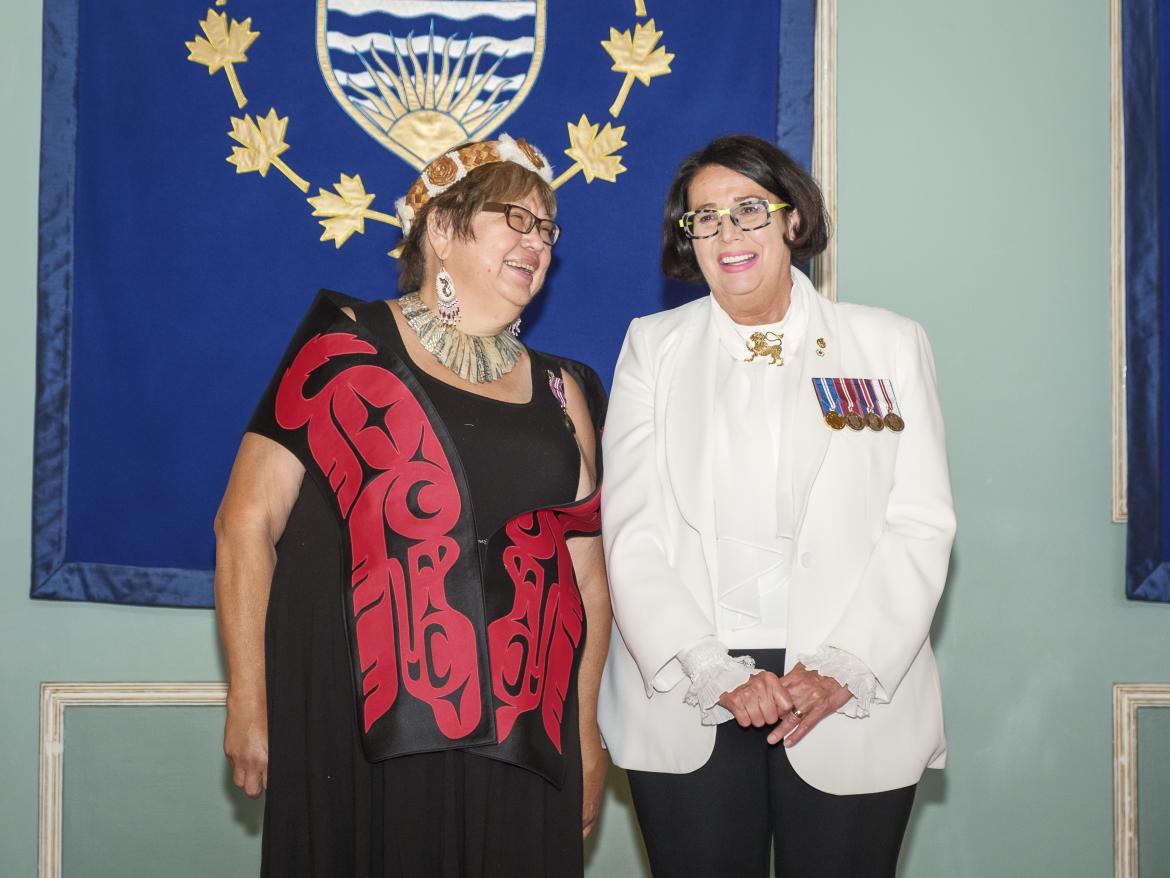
left=626, top=650, right=916, bottom=878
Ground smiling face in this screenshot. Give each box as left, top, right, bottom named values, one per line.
left=429, top=187, right=553, bottom=330
left=686, top=163, right=797, bottom=322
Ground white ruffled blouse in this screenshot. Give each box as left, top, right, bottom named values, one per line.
left=679, top=285, right=877, bottom=725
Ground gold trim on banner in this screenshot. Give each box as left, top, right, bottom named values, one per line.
left=553, top=115, right=627, bottom=189
left=227, top=108, right=311, bottom=191
left=601, top=19, right=674, bottom=118
left=186, top=9, right=260, bottom=109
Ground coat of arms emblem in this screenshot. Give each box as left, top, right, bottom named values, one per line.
left=316, top=0, right=547, bottom=169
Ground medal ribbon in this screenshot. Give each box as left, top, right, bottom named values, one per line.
left=814, top=378, right=838, bottom=415
left=879, top=379, right=901, bottom=417
left=859, top=378, right=879, bottom=416
left=546, top=370, right=568, bottom=414
left=849, top=379, right=869, bottom=417
left=862, top=379, right=882, bottom=417
left=833, top=378, right=855, bottom=415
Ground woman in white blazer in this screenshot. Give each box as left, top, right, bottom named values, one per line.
left=598, top=135, right=955, bottom=877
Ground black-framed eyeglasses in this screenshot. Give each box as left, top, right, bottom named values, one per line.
left=677, top=198, right=790, bottom=239
left=483, top=202, right=561, bottom=246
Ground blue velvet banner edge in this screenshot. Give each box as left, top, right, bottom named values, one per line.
left=777, top=0, right=816, bottom=170
left=29, top=0, right=813, bottom=610
left=1124, top=0, right=1170, bottom=601
left=30, top=0, right=215, bottom=608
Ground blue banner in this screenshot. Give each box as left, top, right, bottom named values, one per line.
left=33, top=0, right=818, bottom=608
left=1124, top=0, right=1170, bottom=601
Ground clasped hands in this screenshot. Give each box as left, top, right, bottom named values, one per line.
left=717, top=662, right=854, bottom=746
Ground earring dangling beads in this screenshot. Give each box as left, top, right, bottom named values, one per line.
left=508, top=318, right=522, bottom=338
left=436, top=260, right=461, bottom=325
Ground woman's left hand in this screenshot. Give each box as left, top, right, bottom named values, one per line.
left=580, top=725, right=608, bottom=842
left=766, top=663, right=855, bottom=746
left=581, top=725, right=608, bottom=839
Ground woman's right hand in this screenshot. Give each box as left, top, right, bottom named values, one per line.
left=215, top=435, right=303, bottom=802
left=224, top=695, right=269, bottom=799
left=717, top=671, right=794, bottom=728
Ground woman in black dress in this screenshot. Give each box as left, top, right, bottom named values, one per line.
left=213, top=135, right=611, bottom=877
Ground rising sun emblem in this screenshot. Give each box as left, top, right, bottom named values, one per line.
left=316, top=0, right=547, bottom=170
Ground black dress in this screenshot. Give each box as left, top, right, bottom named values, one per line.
left=259, top=300, right=586, bottom=877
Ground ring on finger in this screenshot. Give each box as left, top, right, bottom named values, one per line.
left=790, top=706, right=806, bottom=720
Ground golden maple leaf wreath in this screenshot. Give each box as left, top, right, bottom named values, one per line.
left=188, top=2, right=672, bottom=255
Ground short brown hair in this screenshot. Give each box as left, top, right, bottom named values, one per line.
left=397, top=161, right=557, bottom=291
left=660, top=135, right=831, bottom=282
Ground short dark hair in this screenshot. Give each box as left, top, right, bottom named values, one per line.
left=660, top=134, right=831, bottom=282
left=397, top=161, right=557, bottom=291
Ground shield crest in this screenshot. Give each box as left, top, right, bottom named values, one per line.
left=316, top=0, right=547, bottom=170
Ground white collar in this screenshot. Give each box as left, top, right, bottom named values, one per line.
left=708, top=275, right=809, bottom=363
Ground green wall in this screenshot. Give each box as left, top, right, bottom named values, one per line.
left=2, top=1, right=1167, bottom=874
left=62, top=708, right=262, bottom=875
left=838, top=1, right=1170, bottom=874
left=1137, top=707, right=1170, bottom=869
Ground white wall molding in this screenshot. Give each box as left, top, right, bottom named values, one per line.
left=812, top=0, right=837, bottom=301
left=38, top=682, right=227, bottom=878
left=1110, top=0, right=1127, bottom=522
left=1113, top=682, right=1170, bottom=877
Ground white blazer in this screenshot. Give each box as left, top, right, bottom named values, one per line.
left=597, top=269, right=955, bottom=796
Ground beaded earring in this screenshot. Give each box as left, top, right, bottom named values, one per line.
left=436, top=259, right=460, bottom=325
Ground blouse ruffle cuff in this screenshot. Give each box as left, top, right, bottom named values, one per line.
left=678, top=637, right=756, bottom=726
left=798, top=646, right=877, bottom=718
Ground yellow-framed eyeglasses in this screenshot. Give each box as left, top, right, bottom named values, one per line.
left=677, top=199, right=789, bottom=239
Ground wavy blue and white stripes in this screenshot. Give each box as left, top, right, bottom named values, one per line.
left=324, top=0, right=538, bottom=121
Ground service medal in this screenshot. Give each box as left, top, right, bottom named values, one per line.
left=813, top=378, right=847, bottom=431
left=878, top=380, right=906, bottom=432
left=859, top=379, right=884, bottom=431
left=836, top=379, right=865, bottom=431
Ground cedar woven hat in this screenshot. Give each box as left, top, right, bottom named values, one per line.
left=394, top=134, right=555, bottom=235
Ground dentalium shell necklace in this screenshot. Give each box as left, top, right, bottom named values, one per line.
left=398, top=292, right=523, bottom=385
